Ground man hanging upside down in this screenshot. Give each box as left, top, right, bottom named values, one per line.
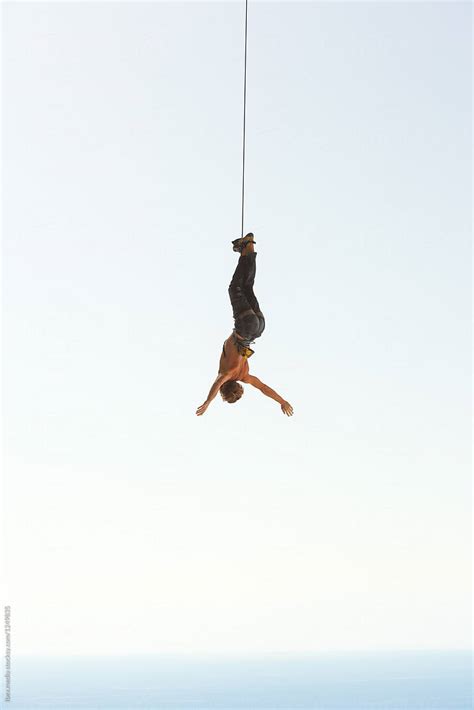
left=196, top=234, right=294, bottom=417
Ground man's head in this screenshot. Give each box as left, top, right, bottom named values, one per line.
left=220, top=380, right=244, bottom=404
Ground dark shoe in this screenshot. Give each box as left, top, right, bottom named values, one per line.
left=232, top=234, right=256, bottom=253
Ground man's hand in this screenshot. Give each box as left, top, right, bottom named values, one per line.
left=196, top=401, right=210, bottom=416
left=281, top=401, right=294, bottom=416
left=196, top=373, right=233, bottom=416
left=243, top=374, right=293, bottom=416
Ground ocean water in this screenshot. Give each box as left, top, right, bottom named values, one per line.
left=6, top=651, right=472, bottom=710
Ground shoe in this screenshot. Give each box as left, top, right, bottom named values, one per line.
left=232, top=233, right=256, bottom=253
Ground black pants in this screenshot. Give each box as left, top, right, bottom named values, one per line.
left=228, top=252, right=265, bottom=342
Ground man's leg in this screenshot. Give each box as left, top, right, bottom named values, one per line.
left=239, top=241, right=265, bottom=336
left=228, top=243, right=265, bottom=339
left=235, top=241, right=258, bottom=302
left=243, top=281, right=261, bottom=314
left=228, top=248, right=257, bottom=320
left=238, top=242, right=262, bottom=314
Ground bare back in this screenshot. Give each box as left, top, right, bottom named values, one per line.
left=218, top=333, right=250, bottom=381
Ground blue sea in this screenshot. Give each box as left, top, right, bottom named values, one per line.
left=6, top=651, right=472, bottom=710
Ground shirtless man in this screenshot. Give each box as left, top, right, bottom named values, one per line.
left=196, top=234, right=294, bottom=417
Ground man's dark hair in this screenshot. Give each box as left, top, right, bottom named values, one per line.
left=220, top=380, right=244, bottom=404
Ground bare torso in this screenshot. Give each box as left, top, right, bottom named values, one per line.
left=218, top=332, right=250, bottom=381
left=195, top=328, right=294, bottom=417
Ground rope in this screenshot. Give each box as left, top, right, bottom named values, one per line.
left=241, top=0, right=249, bottom=238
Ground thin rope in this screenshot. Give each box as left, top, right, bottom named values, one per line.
left=241, top=0, right=249, bottom=238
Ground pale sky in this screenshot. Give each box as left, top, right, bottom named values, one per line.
left=2, top=1, right=471, bottom=655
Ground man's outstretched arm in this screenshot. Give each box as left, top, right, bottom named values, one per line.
left=242, top=374, right=294, bottom=416
left=196, top=374, right=230, bottom=416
